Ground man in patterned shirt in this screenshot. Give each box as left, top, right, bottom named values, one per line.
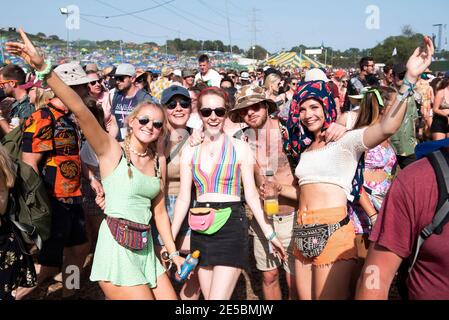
left=16, top=63, right=90, bottom=300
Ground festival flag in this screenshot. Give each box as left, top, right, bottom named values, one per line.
left=392, top=47, right=397, bottom=56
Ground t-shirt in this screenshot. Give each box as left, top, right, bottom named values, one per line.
left=194, top=69, right=222, bottom=87
left=22, top=98, right=82, bottom=203
left=111, top=89, right=153, bottom=141
left=370, top=157, right=449, bottom=300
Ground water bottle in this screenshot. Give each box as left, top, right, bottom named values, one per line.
left=174, top=250, right=200, bottom=283
left=263, top=170, right=279, bottom=218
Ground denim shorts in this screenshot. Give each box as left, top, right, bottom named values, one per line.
left=151, top=195, right=191, bottom=246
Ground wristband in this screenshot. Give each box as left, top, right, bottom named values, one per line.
left=35, top=60, right=52, bottom=86
left=265, top=231, right=277, bottom=242
left=403, top=77, right=416, bottom=91
left=169, top=251, right=180, bottom=260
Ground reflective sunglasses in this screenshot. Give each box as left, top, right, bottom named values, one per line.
left=137, top=116, right=163, bottom=129
left=199, top=107, right=226, bottom=118
left=167, top=99, right=191, bottom=110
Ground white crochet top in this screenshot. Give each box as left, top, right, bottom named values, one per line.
left=295, top=128, right=368, bottom=201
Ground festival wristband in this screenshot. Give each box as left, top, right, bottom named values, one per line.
left=35, top=60, right=52, bottom=86
left=265, top=231, right=277, bottom=242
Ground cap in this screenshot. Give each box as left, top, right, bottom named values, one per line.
left=240, top=72, right=250, bottom=81
left=114, top=63, right=136, bottom=77
left=182, top=69, right=195, bottom=78
left=54, top=62, right=92, bottom=86
left=161, top=85, right=191, bottom=105
left=305, top=68, right=330, bottom=82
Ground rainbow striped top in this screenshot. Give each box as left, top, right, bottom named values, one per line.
left=192, top=135, right=242, bottom=197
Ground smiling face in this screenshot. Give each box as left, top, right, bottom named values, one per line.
left=166, top=95, right=192, bottom=130
left=87, top=73, right=102, bottom=96
left=239, top=102, right=268, bottom=129
left=299, top=99, right=326, bottom=135
left=199, top=93, right=227, bottom=136
left=128, top=104, right=165, bottom=145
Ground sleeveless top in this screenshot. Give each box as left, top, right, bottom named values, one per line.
left=365, top=142, right=397, bottom=176
left=192, top=135, right=241, bottom=198
left=102, top=155, right=161, bottom=224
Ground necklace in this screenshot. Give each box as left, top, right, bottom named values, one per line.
left=128, top=144, right=149, bottom=157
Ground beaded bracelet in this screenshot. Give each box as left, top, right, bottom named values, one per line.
left=169, top=251, right=180, bottom=260
left=265, top=231, right=277, bottom=242
left=35, top=60, right=52, bottom=86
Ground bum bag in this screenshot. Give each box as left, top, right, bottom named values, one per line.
left=293, top=216, right=350, bottom=259
left=106, top=216, right=151, bottom=250
left=189, top=207, right=232, bottom=235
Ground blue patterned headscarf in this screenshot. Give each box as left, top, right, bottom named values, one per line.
left=281, top=80, right=364, bottom=202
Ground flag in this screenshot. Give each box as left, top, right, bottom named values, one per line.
left=392, top=47, right=397, bottom=56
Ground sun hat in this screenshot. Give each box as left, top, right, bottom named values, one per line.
left=304, top=68, right=330, bottom=82
left=228, top=85, right=277, bottom=123
left=54, top=62, right=92, bottom=86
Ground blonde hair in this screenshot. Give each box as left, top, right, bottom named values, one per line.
left=123, top=101, right=167, bottom=178
left=264, top=73, right=281, bottom=90
left=0, top=144, right=16, bottom=188
left=34, top=88, right=55, bottom=110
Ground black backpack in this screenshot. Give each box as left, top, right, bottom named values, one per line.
left=1, top=113, right=54, bottom=250
left=397, top=148, right=449, bottom=299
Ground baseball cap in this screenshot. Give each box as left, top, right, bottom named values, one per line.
left=240, top=72, right=250, bottom=81
left=54, top=62, right=92, bottom=86
left=114, top=63, right=136, bottom=77
left=305, top=68, right=330, bottom=82
left=161, top=85, right=191, bottom=105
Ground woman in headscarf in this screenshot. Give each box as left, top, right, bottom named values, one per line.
left=280, top=37, right=434, bottom=300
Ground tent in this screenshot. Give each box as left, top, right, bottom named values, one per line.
left=267, top=51, right=326, bottom=69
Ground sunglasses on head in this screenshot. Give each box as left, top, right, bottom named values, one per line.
left=167, top=99, right=191, bottom=110
left=199, top=107, right=226, bottom=118
left=137, top=116, right=163, bottom=129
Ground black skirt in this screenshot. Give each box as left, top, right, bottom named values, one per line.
left=190, top=201, right=249, bottom=269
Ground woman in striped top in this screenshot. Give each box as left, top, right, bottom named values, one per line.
left=171, top=87, right=286, bottom=300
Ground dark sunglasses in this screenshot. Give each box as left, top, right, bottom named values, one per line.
left=238, top=103, right=263, bottom=116
left=89, top=80, right=101, bottom=86
left=291, top=82, right=298, bottom=86
left=137, top=116, right=163, bottom=129
left=199, top=107, right=226, bottom=118
left=114, top=76, right=129, bottom=82
left=167, top=99, right=191, bottom=110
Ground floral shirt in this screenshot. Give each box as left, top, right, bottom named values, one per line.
left=21, top=98, right=82, bottom=203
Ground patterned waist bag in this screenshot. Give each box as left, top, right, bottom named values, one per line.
left=293, top=216, right=350, bottom=259
left=106, top=216, right=151, bottom=250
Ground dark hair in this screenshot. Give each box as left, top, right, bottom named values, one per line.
left=84, top=97, right=106, bottom=131
left=430, top=77, right=443, bottom=94
left=221, top=76, right=234, bottom=87
left=359, top=57, right=374, bottom=70
left=436, top=77, right=449, bottom=91
left=172, top=75, right=183, bottom=84
left=1, top=64, right=26, bottom=85
left=383, top=64, right=393, bottom=74
left=198, top=54, right=210, bottom=63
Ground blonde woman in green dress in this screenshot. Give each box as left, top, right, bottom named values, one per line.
left=6, top=29, right=184, bottom=300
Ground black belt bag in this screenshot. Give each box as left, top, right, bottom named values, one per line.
left=293, top=216, right=350, bottom=259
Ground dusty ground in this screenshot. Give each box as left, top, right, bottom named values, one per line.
left=24, top=236, right=399, bottom=300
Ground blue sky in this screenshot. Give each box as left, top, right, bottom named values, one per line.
left=2, top=0, right=448, bottom=53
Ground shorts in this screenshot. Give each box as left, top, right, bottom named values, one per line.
left=38, top=197, right=88, bottom=268
left=250, top=211, right=296, bottom=275
left=294, top=207, right=357, bottom=266
left=151, top=195, right=191, bottom=246
left=190, top=201, right=249, bottom=269
left=430, top=114, right=449, bottom=134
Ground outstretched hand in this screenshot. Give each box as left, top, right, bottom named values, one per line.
left=405, top=36, right=434, bottom=82
left=5, top=28, right=46, bottom=71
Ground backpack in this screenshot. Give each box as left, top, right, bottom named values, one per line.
left=397, top=148, right=449, bottom=299
left=0, top=114, right=54, bottom=250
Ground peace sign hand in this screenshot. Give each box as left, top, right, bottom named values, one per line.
left=5, top=28, right=46, bottom=71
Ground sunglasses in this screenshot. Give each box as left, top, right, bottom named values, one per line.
left=238, top=103, right=263, bottom=116
left=89, top=80, right=101, bottom=86
left=0, top=79, right=17, bottom=88
left=199, top=107, right=226, bottom=118
left=167, top=99, right=191, bottom=110
left=291, top=82, right=298, bottom=86
left=114, top=76, right=129, bottom=82
left=137, top=116, right=163, bottom=129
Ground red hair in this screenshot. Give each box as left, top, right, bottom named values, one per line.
left=197, top=86, right=230, bottom=111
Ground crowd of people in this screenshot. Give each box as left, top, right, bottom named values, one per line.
left=0, top=29, right=447, bottom=301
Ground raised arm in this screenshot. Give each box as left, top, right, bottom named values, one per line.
left=363, top=36, right=434, bottom=149
left=171, top=145, right=194, bottom=240
left=5, top=29, right=116, bottom=159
